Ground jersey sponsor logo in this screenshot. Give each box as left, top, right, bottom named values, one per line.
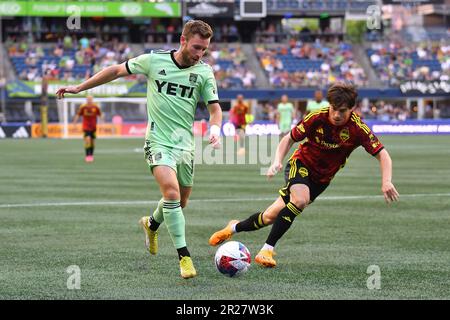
left=299, top=167, right=309, bottom=178
left=189, top=73, right=198, bottom=84
left=155, top=80, right=195, bottom=98
left=315, top=136, right=340, bottom=149
left=84, top=110, right=96, bottom=116
left=340, top=128, right=350, bottom=142
left=158, top=69, right=166, bottom=76
left=316, top=127, right=324, bottom=134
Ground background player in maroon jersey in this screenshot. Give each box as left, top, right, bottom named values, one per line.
left=73, top=95, right=103, bottom=162
left=209, top=82, right=399, bottom=267
left=229, top=94, right=249, bottom=156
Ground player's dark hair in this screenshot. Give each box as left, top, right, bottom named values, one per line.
left=326, top=83, right=358, bottom=109
left=182, top=20, right=213, bottom=41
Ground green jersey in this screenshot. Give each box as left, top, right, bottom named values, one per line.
left=306, top=99, right=329, bottom=113
left=277, top=102, right=294, bottom=127
left=126, top=50, right=219, bottom=151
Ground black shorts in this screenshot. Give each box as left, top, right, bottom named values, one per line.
left=279, top=158, right=329, bottom=204
left=84, top=130, right=96, bottom=139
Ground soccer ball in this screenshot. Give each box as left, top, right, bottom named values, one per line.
left=214, top=241, right=251, bottom=277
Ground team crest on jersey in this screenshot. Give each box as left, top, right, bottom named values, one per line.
left=189, top=73, right=198, bottom=84
left=299, top=167, right=309, bottom=178
left=340, top=128, right=350, bottom=142
left=316, top=127, right=324, bottom=134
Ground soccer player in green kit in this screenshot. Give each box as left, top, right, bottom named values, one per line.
left=56, top=20, right=222, bottom=279
left=276, top=94, right=295, bottom=136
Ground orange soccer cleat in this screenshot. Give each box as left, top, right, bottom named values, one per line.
left=255, top=249, right=277, bottom=268
left=208, top=220, right=239, bottom=246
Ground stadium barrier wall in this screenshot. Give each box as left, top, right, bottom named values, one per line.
left=24, top=120, right=450, bottom=138
left=222, top=120, right=450, bottom=136
left=31, top=124, right=121, bottom=138
left=30, top=121, right=208, bottom=138
left=0, top=124, right=31, bottom=139
left=367, top=120, right=450, bottom=135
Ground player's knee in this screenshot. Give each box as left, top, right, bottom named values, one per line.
left=289, top=196, right=309, bottom=210
left=163, top=188, right=180, bottom=201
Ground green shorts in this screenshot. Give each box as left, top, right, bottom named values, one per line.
left=143, top=140, right=194, bottom=187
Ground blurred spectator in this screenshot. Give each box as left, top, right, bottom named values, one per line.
left=8, top=37, right=138, bottom=82
left=257, top=38, right=368, bottom=88
left=368, top=37, right=450, bottom=86
left=360, top=100, right=412, bottom=121
left=204, top=44, right=255, bottom=89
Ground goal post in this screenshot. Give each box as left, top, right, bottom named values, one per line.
left=58, top=97, right=148, bottom=139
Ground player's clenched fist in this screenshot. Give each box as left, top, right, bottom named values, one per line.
left=209, top=125, right=221, bottom=149
left=267, top=161, right=283, bottom=178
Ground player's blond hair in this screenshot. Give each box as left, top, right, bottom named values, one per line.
left=182, top=20, right=213, bottom=41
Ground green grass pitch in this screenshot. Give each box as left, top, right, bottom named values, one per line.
left=0, top=136, right=449, bottom=299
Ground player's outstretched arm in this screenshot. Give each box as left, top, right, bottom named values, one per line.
left=207, top=102, right=223, bottom=149
left=375, top=149, right=400, bottom=203
left=56, top=63, right=130, bottom=99
left=267, top=134, right=295, bottom=178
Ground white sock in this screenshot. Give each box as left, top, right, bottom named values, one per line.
left=231, top=222, right=237, bottom=234
left=261, top=243, right=274, bottom=252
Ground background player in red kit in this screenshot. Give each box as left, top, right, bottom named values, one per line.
left=73, top=95, right=103, bottom=162
left=229, top=94, right=249, bottom=155
left=209, top=82, right=399, bottom=267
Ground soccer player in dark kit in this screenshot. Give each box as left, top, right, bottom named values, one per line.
left=209, top=82, right=399, bottom=267
left=72, top=95, right=103, bottom=162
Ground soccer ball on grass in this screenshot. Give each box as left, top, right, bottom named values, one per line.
left=214, top=241, right=251, bottom=277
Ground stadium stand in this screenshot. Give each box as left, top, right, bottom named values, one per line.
left=7, top=36, right=136, bottom=81
left=367, top=35, right=450, bottom=86
left=256, top=38, right=368, bottom=88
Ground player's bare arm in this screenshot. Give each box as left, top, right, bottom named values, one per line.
left=376, top=149, right=400, bottom=203
left=56, top=63, right=130, bottom=99
left=72, top=114, right=80, bottom=124
left=267, top=134, right=295, bottom=178
left=207, top=102, right=222, bottom=149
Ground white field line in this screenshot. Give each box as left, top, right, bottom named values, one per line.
left=0, top=193, right=449, bottom=209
